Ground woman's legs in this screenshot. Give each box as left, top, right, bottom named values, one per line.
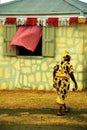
left=63, top=103, right=70, bottom=113
left=57, top=104, right=64, bottom=116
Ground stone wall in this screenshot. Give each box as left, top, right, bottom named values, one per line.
left=0, top=25, right=87, bottom=90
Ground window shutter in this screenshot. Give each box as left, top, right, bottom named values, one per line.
left=3, top=25, right=17, bottom=56
left=42, top=26, right=55, bottom=57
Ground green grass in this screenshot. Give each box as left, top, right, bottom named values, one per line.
left=0, top=90, right=87, bottom=130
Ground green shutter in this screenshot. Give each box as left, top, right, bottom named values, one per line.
left=3, top=25, right=17, bottom=56
left=42, top=26, right=55, bottom=57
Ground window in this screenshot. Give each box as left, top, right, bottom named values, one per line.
left=18, top=37, right=42, bottom=56
left=3, top=25, right=55, bottom=57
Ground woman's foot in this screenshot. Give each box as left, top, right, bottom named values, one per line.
left=57, top=112, right=63, bottom=116
left=64, top=107, right=70, bottom=113
left=63, top=104, right=70, bottom=113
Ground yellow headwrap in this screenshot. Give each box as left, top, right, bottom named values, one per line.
left=63, top=50, right=70, bottom=57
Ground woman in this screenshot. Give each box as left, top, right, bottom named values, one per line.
left=53, top=50, right=78, bottom=116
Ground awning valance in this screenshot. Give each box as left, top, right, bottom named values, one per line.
left=5, top=17, right=16, bottom=24
left=10, top=26, right=42, bottom=52
left=0, top=17, right=87, bottom=26
left=25, top=18, right=37, bottom=25
left=47, top=18, right=59, bottom=26
left=69, top=17, right=78, bottom=25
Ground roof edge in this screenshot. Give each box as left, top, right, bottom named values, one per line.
left=65, top=0, right=87, bottom=12
left=0, top=11, right=81, bottom=16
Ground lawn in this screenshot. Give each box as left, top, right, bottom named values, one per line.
left=0, top=90, right=87, bottom=130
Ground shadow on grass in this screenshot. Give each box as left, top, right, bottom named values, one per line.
left=64, top=108, right=87, bottom=122
left=0, top=108, right=57, bottom=115
left=0, top=108, right=87, bottom=130
left=0, top=107, right=87, bottom=117
left=0, top=124, right=87, bottom=130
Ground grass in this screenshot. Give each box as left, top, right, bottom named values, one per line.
left=0, top=90, right=87, bottom=130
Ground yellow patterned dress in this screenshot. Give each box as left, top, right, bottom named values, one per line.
left=53, top=61, right=73, bottom=105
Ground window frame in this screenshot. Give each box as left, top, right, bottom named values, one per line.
left=3, top=25, right=55, bottom=57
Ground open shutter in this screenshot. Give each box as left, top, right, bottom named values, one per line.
left=3, top=25, right=17, bottom=56
left=42, top=26, right=55, bottom=57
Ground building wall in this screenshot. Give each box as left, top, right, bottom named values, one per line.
left=0, top=25, right=87, bottom=90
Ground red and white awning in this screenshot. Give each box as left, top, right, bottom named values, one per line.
left=0, top=16, right=87, bottom=26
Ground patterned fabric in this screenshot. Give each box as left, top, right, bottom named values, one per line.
left=53, top=60, right=73, bottom=104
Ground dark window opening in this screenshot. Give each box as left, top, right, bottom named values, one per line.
left=18, top=37, right=42, bottom=56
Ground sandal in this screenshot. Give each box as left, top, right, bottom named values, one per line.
left=57, top=112, right=63, bottom=116
left=65, top=107, right=70, bottom=113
